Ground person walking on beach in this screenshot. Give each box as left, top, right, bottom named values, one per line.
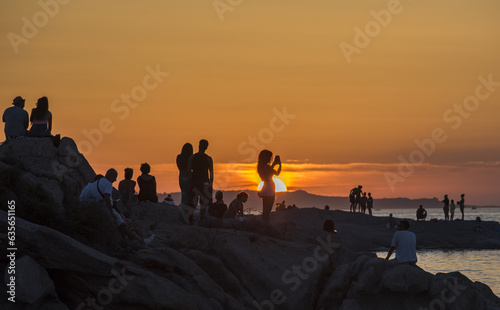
left=459, top=194, right=465, bottom=220
left=450, top=199, right=456, bottom=220
left=385, top=220, right=417, bottom=265
left=3, top=96, right=29, bottom=140
left=366, top=192, right=374, bottom=216
left=257, top=149, right=281, bottom=222
left=188, top=139, right=214, bottom=221
left=349, top=185, right=362, bottom=213
left=442, top=194, right=450, bottom=221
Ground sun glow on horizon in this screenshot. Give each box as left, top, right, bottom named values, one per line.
left=257, top=177, right=288, bottom=192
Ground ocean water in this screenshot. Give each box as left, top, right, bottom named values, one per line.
left=372, top=207, right=500, bottom=222
left=374, top=208, right=500, bottom=297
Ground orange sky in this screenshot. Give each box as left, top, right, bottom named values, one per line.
left=1, top=1, right=500, bottom=205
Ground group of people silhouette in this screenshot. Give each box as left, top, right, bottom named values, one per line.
left=416, top=194, right=466, bottom=222
left=176, top=140, right=282, bottom=224
left=441, top=194, right=466, bottom=221
left=2, top=96, right=60, bottom=146
left=117, top=163, right=159, bottom=205
left=348, top=185, right=374, bottom=215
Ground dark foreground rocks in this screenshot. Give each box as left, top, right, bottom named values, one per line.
left=2, top=203, right=500, bottom=310
left=1, top=137, right=499, bottom=309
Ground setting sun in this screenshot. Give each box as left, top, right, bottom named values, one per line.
left=257, top=177, right=288, bottom=193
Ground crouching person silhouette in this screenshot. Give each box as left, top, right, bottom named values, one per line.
left=80, top=169, right=154, bottom=245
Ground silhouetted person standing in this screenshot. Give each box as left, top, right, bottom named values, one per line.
left=137, top=163, right=158, bottom=203
left=3, top=96, right=29, bottom=140
left=450, top=199, right=456, bottom=220
left=188, top=139, right=213, bottom=221
left=177, top=143, right=193, bottom=206
left=29, top=96, right=52, bottom=137
left=367, top=192, right=373, bottom=216
left=349, top=185, right=362, bottom=212
left=459, top=194, right=465, bottom=220
left=359, top=192, right=367, bottom=214
left=442, top=194, right=450, bottom=221
left=257, top=150, right=281, bottom=222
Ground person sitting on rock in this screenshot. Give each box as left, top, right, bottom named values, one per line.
left=118, top=168, right=136, bottom=205
left=209, top=190, right=227, bottom=219
left=28, top=96, right=61, bottom=146
left=29, top=96, right=52, bottom=137
left=416, top=205, right=427, bottom=221
left=276, top=201, right=286, bottom=211
left=162, top=195, right=175, bottom=206
left=385, top=220, right=417, bottom=265
left=322, top=219, right=342, bottom=249
left=80, top=168, right=154, bottom=245
left=3, top=96, right=29, bottom=141
left=223, top=192, right=248, bottom=219
left=137, top=163, right=158, bottom=203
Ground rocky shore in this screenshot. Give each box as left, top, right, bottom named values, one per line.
left=1, top=138, right=500, bottom=310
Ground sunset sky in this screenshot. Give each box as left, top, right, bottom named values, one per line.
left=1, top=1, right=499, bottom=205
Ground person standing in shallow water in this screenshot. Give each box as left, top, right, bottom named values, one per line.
left=257, top=150, right=282, bottom=222
left=137, top=163, right=158, bottom=203
left=442, top=194, right=450, bottom=221
left=176, top=143, right=193, bottom=206
left=459, top=194, right=465, bottom=220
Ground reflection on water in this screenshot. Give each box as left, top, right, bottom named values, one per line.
left=376, top=249, right=500, bottom=296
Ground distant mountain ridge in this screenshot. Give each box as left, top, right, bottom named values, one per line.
left=159, top=189, right=499, bottom=211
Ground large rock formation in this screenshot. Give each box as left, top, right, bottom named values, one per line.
left=0, top=137, right=95, bottom=211
left=0, top=138, right=499, bottom=309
